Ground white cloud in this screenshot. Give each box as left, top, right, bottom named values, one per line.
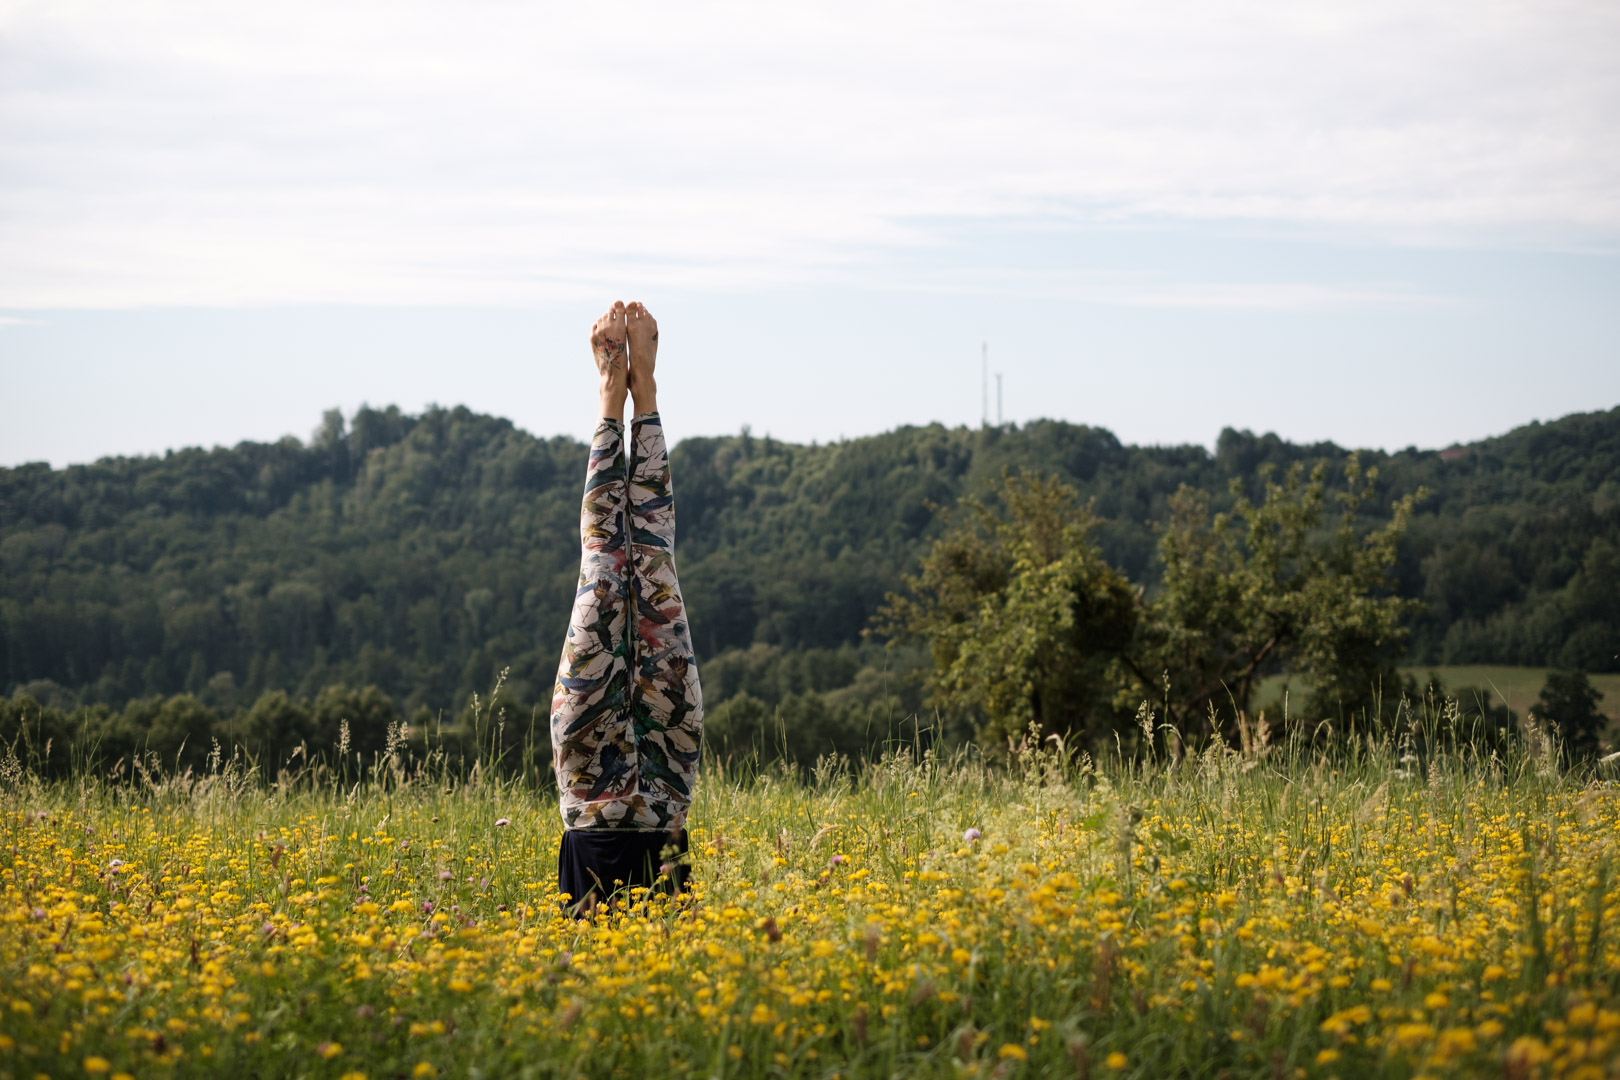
left=1, top=0, right=1616, bottom=307
left=1106, top=282, right=1452, bottom=311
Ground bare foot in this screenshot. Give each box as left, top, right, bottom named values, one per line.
left=590, top=301, right=628, bottom=420
left=625, top=301, right=658, bottom=415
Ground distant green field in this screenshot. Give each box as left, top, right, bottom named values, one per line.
left=1252, top=665, right=1620, bottom=724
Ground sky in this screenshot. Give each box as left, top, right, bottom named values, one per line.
left=1, top=0, right=1617, bottom=466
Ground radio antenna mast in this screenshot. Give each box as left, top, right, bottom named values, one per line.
left=981, top=342, right=989, bottom=427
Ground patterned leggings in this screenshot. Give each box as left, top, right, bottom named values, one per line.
left=550, top=412, right=703, bottom=832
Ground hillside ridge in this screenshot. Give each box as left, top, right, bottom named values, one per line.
left=3, top=403, right=1616, bottom=716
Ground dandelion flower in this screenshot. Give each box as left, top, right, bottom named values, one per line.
left=1105, top=1051, right=1128, bottom=1069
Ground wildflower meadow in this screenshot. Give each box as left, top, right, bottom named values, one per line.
left=2, top=713, right=1618, bottom=1080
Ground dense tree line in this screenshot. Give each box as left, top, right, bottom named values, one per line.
left=4, top=660, right=1602, bottom=781
left=2, top=402, right=1616, bottom=755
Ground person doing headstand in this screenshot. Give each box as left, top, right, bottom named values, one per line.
left=550, top=300, right=703, bottom=910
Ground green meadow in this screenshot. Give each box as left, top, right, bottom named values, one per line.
left=1253, top=667, right=1620, bottom=727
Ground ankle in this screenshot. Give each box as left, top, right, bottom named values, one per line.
left=631, top=385, right=657, bottom=415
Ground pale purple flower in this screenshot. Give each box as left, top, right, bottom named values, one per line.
left=421, top=900, right=434, bottom=914
left=439, top=870, right=453, bottom=881
left=495, top=818, right=510, bottom=827
left=830, top=854, right=846, bottom=866
left=964, top=828, right=981, bottom=843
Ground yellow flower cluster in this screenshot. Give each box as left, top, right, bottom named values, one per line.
left=1, top=756, right=1617, bottom=1078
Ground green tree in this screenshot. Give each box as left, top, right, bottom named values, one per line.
left=703, top=692, right=771, bottom=762
left=0, top=694, right=75, bottom=776
left=238, top=690, right=313, bottom=765
left=1415, top=675, right=1516, bottom=756
left=1121, top=457, right=1421, bottom=738
left=1537, top=670, right=1607, bottom=762
left=875, top=470, right=1136, bottom=747
left=310, top=683, right=398, bottom=758
left=121, top=694, right=219, bottom=771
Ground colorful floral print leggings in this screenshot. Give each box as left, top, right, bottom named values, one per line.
left=550, top=411, right=703, bottom=832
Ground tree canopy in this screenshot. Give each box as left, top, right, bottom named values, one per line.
left=2, top=402, right=1616, bottom=734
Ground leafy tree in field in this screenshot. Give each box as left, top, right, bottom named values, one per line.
left=237, top=690, right=312, bottom=765
left=875, top=470, right=1136, bottom=748
left=0, top=694, right=77, bottom=775
left=1536, top=670, right=1607, bottom=761
left=1415, top=674, right=1517, bottom=756
left=120, top=694, right=218, bottom=771
left=1122, top=457, right=1422, bottom=739
left=703, top=692, right=771, bottom=763
left=310, top=683, right=399, bottom=759
left=882, top=458, right=1421, bottom=751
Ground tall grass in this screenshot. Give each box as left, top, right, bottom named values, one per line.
left=1, top=690, right=1617, bottom=1079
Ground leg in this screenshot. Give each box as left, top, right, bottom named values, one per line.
left=550, top=304, right=637, bottom=831
left=625, top=303, right=704, bottom=831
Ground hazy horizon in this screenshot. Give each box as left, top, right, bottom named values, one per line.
left=7, top=387, right=1612, bottom=472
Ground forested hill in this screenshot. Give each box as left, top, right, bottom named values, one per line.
left=3, top=403, right=1617, bottom=719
